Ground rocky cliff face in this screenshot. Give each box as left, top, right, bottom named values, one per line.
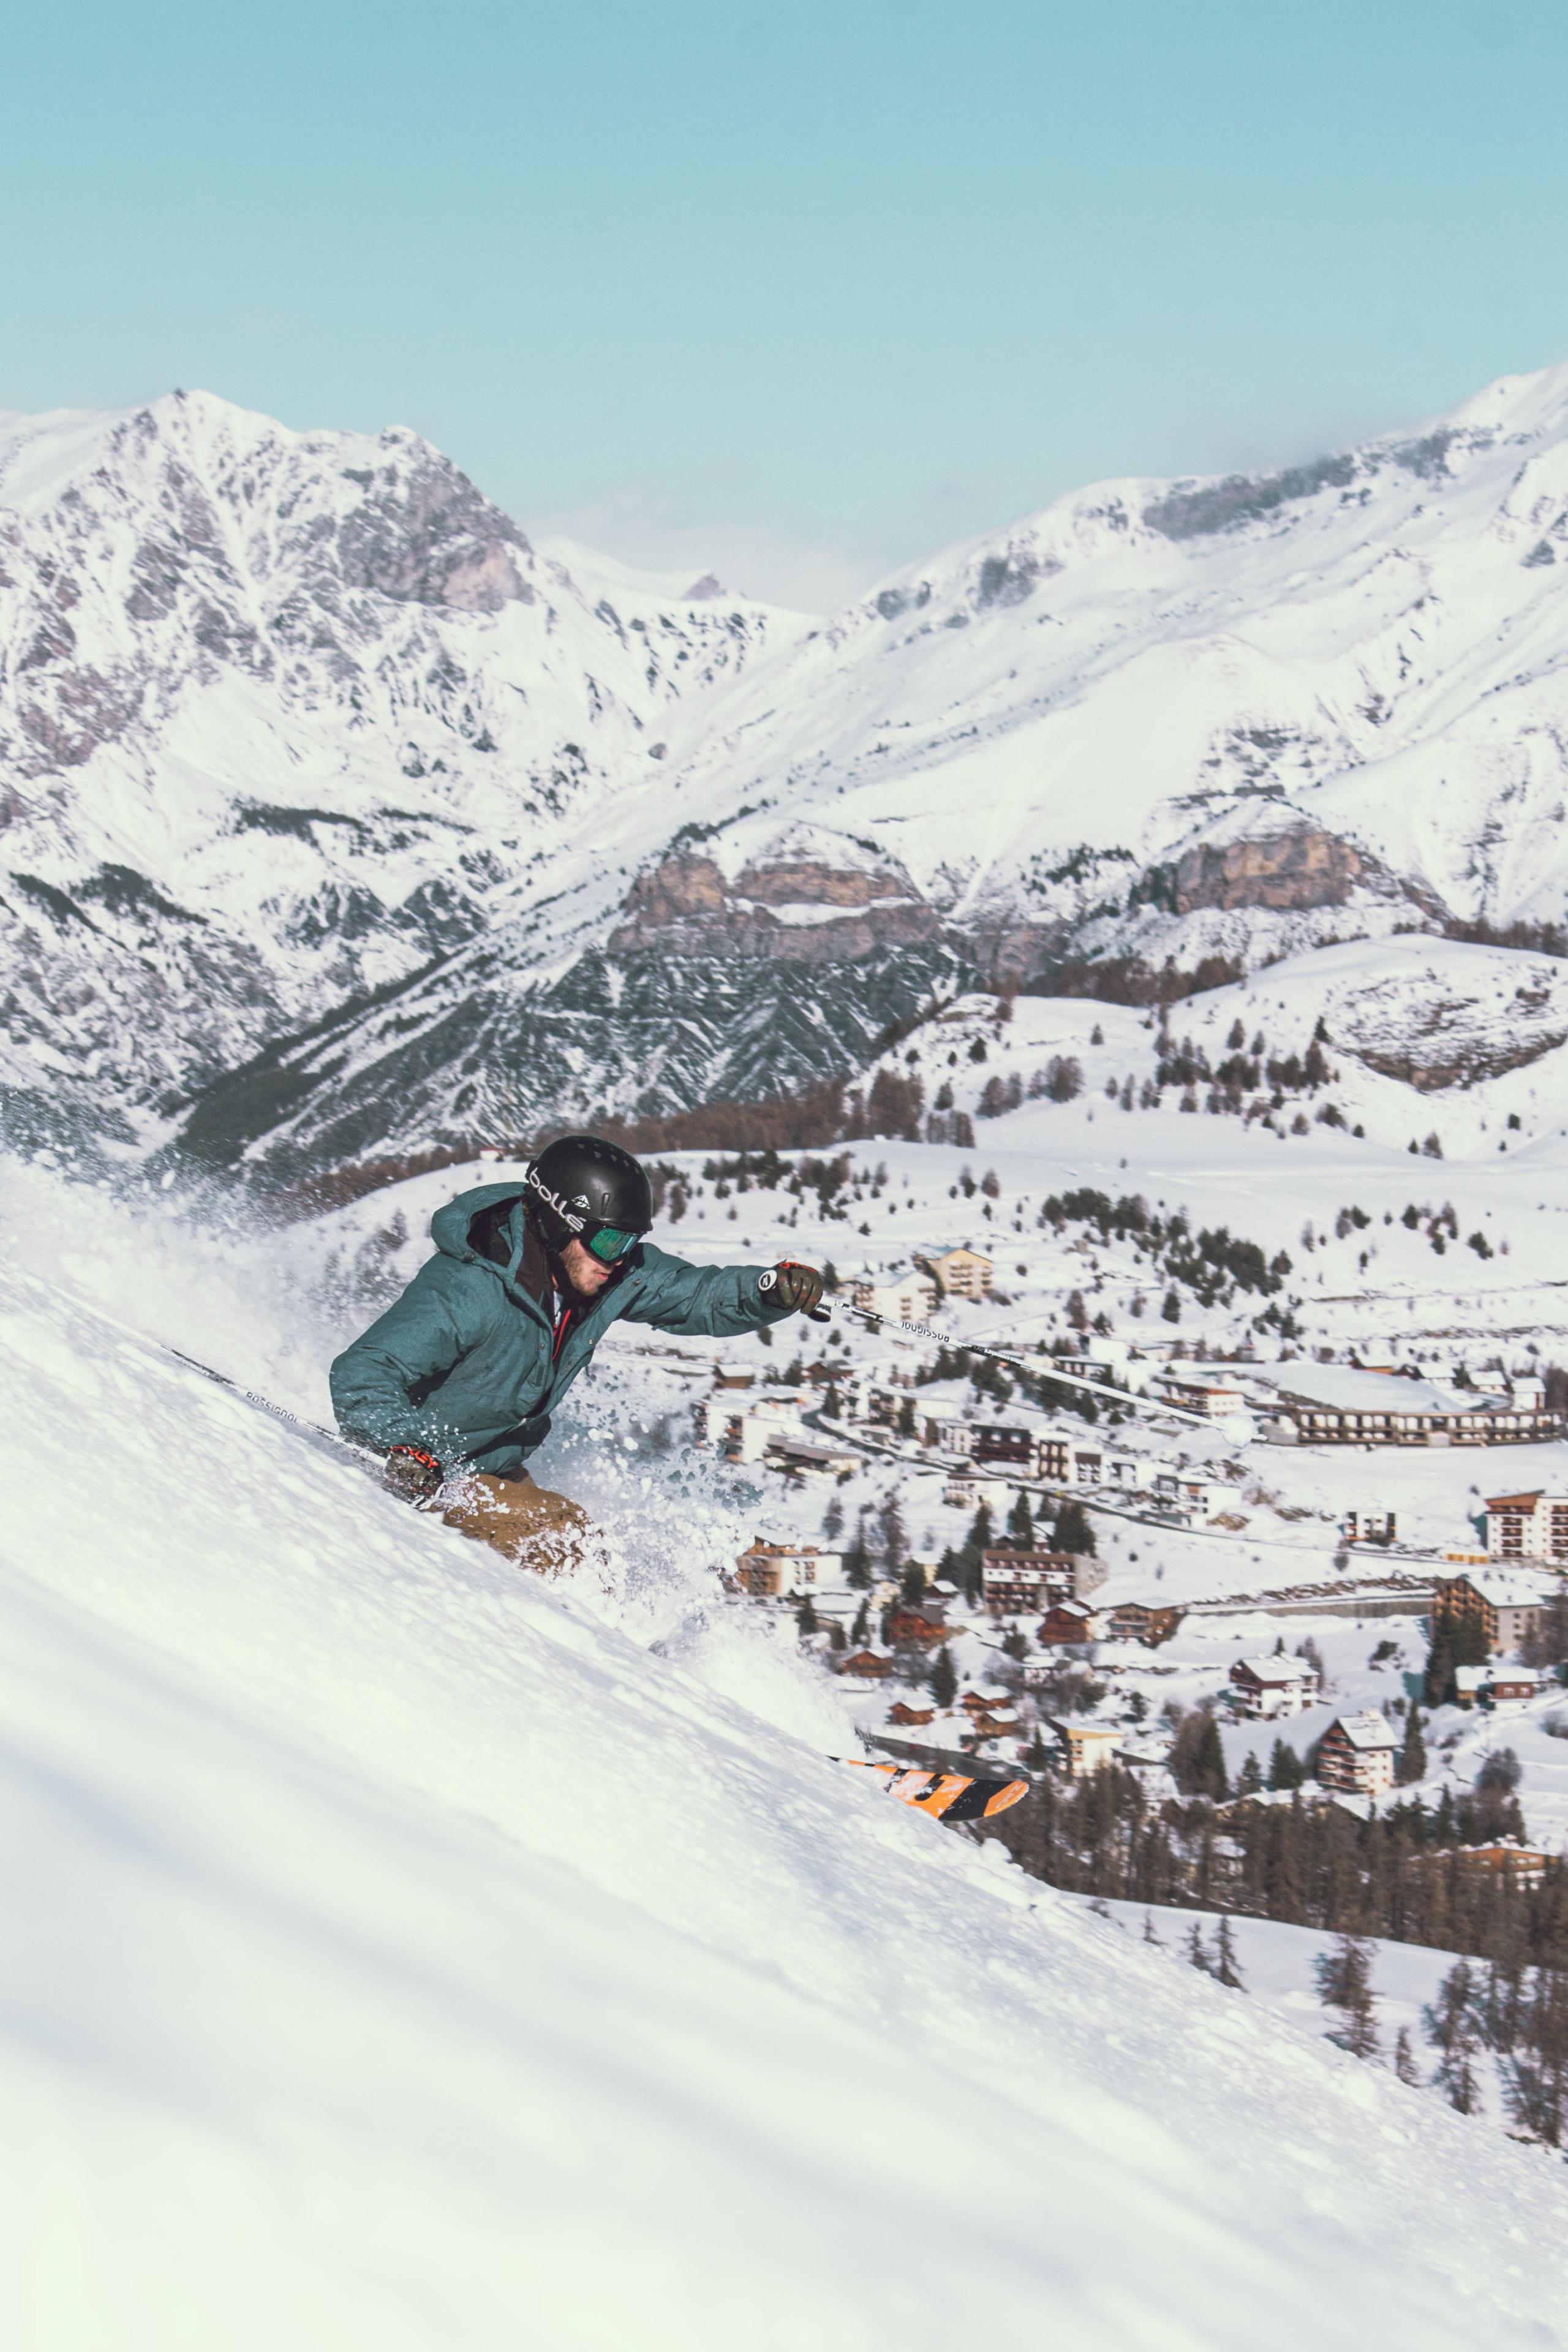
left=609, top=845, right=940, bottom=962
left=9, top=361, right=1568, bottom=1179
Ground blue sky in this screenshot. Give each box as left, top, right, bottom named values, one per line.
left=3, top=1, right=1567, bottom=605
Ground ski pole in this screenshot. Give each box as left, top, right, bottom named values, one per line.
left=807, top=1300, right=1256, bottom=1447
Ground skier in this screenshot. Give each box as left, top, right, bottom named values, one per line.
left=329, top=1133, right=825, bottom=1574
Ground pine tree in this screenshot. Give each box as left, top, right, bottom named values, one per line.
left=796, top=1593, right=819, bottom=1637
left=851, top=1598, right=870, bottom=1646
left=930, top=1645, right=959, bottom=1709
left=1237, top=1752, right=1264, bottom=1797
left=1267, top=1738, right=1305, bottom=1791
left=843, top=1535, right=872, bottom=1590
left=1185, top=1920, right=1213, bottom=1975
left=1398, top=1704, right=1427, bottom=1785
left=1214, top=1915, right=1245, bottom=1990
left=828, top=1619, right=846, bottom=1654
left=1190, top=1715, right=1228, bottom=1801
left=1422, top=1633, right=1455, bottom=1708
left=822, top=1493, right=845, bottom=1543
left=1315, top=1934, right=1378, bottom=2057
left=1008, top=1489, right=1035, bottom=1549
left=1142, top=1911, right=1161, bottom=1946
left=1050, top=1498, right=1096, bottom=1556
left=1425, top=1960, right=1482, bottom=2114
left=1502, top=1969, right=1568, bottom=2147
left=1393, top=2026, right=1420, bottom=2087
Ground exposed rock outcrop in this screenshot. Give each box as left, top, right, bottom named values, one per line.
left=609, top=850, right=940, bottom=963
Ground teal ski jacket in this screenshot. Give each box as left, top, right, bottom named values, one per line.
left=329, top=1180, right=793, bottom=1476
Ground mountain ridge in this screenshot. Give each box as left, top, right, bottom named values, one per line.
left=6, top=363, right=1568, bottom=1177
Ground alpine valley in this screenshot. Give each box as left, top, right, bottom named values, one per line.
left=6, top=360, right=1568, bottom=1184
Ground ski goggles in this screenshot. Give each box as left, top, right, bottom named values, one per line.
left=584, top=1222, right=642, bottom=1264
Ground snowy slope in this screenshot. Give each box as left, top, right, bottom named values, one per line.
left=8, top=1165, right=1568, bottom=2348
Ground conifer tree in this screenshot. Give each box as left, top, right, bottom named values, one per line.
left=1143, top=1911, right=1161, bottom=1945
left=930, top=1645, right=959, bottom=1709
left=851, top=1598, right=870, bottom=1646
left=1425, top=1960, right=1482, bottom=2113
left=1050, top=1498, right=1096, bottom=1556
left=1393, top=2026, right=1420, bottom=2087
left=1008, top=1489, right=1036, bottom=1549
left=1422, top=1632, right=1455, bottom=1706
left=1398, top=1704, right=1427, bottom=1785
left=1214, top=1915, right=1245, bottom=1990
left=1237, top=1752, right=1264, bottom=1797
left=1267, top=1738, right=1305, bottom=1791
left=1185, top=1920, right=1213, bottom=1975
left=795, top=1593, right=819, bottom=1637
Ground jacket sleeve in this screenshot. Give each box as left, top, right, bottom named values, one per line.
left=614, top=1243, right=796, bottom=1338
left=329, top=1261, right=495, bottom=1457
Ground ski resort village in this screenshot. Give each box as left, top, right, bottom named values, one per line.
left=20, top=268, right=1568, bottom=2340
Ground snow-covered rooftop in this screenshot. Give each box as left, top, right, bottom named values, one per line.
left=1330, top=1711, right=1399, bottom=1751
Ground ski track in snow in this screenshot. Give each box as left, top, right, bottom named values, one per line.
left=5, top=1165, right=1568, bottom=2347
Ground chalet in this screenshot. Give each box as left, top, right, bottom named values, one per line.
left=888, top=1702, right=935, bottom=1728
left=883, top=1608, right=948, bottom=1648
left=1411, top=1842, right=1551, bottom=1890
left=1448, top=1843, right=1550, bottom=1889
left=1153, top=1471, right=1242, bottom=1521
left=944, top=1472, right=1014, bottom=1513
left=1262, top=1364, right=1562, bottom=1448
left=1229, top=1656, right=1319, bottom=1719
left=960, top=1689, right=1012, bottom=1716
left=1037, top=1598, right=1104, bottom=1647
left=1155, top=1366, right=1247, bottom=1420
left=852, top=1270, right=939, bottom=1325
left=1316, top=1712, right=1398, bottom=1796
left=1433, top=1570, right=1555, bottom=1657
left=1488, top=1667, right=1540, bottom=1705
left=922, top=1408, right=975, bottom=1457
left=733, top=1540, right=846, bottom=1599
left=1483, top=1490, right=1568, bottom=1562
left=1106, top=1601, right=1183, bottom=1648
left=1344, top=1509, right=1397, bottom=1546
left=961, top=1716, right=1020, bottom=1748
left=1452, top=1665, right=1490, bottom=1709
left=837, top=1651, right=894, bottom=1679
left=918, top=1245, right=993, bottom=1301
left=973, top=1423, right=1034, bottom=1469
left=695, top=1392, right=809, bottom=1460
left=763, top=1434, right=862, bottom=1476
left=1036, top=1435, right=1072, bottom=1482
left=1050, top=1720, right=1123, bottom=1777
left=713, top=1363, right=758, bottom=1392
left=981, top=1549, right=1075, bottom=1612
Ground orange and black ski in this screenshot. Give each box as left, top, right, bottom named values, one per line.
left=841, top=1758, right=1029, bottom=1822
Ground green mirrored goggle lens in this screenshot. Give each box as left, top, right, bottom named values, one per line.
left=586, top=1224, right=639, bottom=1264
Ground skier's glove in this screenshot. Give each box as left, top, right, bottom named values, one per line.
left=768, top=1261, right=826, bottom=1317
left=384, top=1446, right=443, bottom=1502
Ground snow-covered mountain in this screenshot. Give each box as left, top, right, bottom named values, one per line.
left=7, top=361, right=1568, bottom=1179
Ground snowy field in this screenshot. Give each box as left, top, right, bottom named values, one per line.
left=9, top=1152, right=1568, bottom=2348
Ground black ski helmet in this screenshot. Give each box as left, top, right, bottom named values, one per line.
left=524, top=1133, right=653, bottom=1254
